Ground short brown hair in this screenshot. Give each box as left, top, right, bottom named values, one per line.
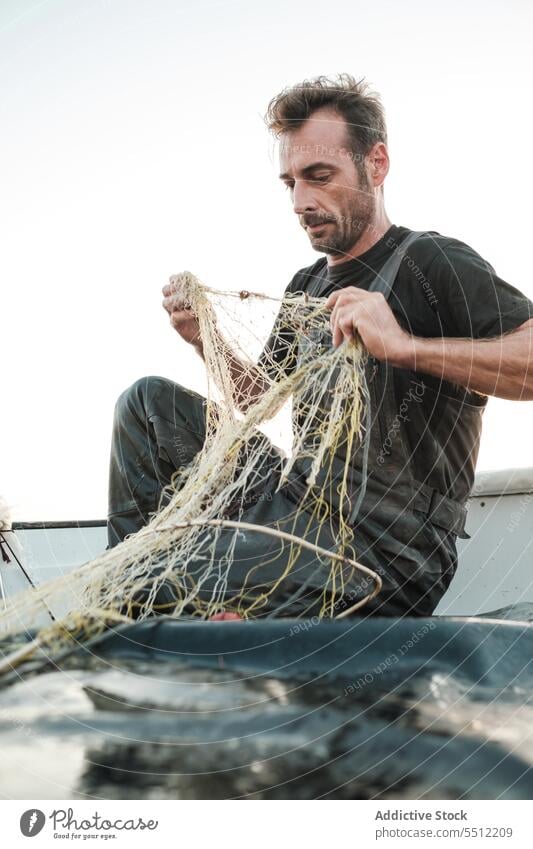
left=265, top=74, right=387, bottom=169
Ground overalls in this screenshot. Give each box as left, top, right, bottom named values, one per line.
left=108, top=233, right=466, bottom=617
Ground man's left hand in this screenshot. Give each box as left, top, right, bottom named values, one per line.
left=325, top=286, right=413, bottom=366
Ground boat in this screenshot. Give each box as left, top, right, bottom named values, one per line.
left=0, top=467, right=532, bottom=799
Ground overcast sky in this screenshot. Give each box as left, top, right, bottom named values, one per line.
left=2, top=0, right=532, bottom=520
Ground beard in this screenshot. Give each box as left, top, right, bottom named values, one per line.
left=303, top=176, right=376, bottom=258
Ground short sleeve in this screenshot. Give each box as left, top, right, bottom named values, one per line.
left=426, top=239, right=533, bottom=339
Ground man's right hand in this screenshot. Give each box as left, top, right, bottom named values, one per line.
left=162, top=275, right=203, bottom=351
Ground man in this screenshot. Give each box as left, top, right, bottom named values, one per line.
left=108, top=74, right=533, bottom=618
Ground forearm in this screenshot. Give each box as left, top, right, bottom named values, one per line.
left=194, top=333, right=270, bottom=412
left=397, top=322, right=533, bottom=400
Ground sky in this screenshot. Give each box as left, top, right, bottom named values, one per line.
left=1, top=0, right=533, bottom=520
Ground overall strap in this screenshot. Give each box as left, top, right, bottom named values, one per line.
left=347, top=230, right=426, bottom=525
left=365, top=228, right=469, bottom=537
left=368, top=230, right=427, bottom=301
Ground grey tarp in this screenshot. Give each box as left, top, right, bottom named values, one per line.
left=1, top=607, right=533, bottom=799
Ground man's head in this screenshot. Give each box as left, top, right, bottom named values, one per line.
left=265, top=74, right=389, bottom=260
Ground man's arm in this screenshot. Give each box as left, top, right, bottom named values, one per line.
left=325, top=287, right=533, bottom=401
left=162, top=278, right=271, bottom=413
left=400, top=318, right=533, bottom=400
left=194, top=332, right=271, bottom=413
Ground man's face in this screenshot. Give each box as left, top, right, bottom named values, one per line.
left=279, top=107, right=375, bottom=259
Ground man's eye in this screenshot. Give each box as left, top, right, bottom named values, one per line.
left=283, top=182, right=294, bottom=191
left=310, top=175, right=330, bottom=184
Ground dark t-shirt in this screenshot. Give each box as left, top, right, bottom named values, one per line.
left=259, top=224, right=533, bottom=508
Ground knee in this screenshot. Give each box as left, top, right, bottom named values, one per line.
left=114, top=375, right=178, bottom=421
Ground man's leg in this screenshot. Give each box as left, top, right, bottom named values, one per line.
left=107, top=376, right=452, bottom=617
left=107, top=375, right=208, bottom=548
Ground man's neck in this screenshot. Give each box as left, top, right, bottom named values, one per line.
left=326, top=211, right=393, bottom=267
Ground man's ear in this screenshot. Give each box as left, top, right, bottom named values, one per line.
left=368, top=142, right=389, bottom=188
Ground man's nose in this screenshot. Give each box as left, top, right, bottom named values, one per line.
left=292, top=180, right=317, bottom=215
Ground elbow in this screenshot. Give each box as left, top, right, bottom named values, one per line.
left=517, top=358, right=533, bottom=400
left=518, top=383, right=533, bottom=401
left=498, top=369, right=533, bottom=401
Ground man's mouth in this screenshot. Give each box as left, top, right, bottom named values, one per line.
left=304, top=220, right=333, bottom=232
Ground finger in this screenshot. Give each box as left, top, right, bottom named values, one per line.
left=325, top=290, right=342, bottom=309
left=331, top=312, right=344, bottom=348
left=325, top=287, right=361, bottom=310
left=338, top=313, right=356, bottom=344
left=163, top=296, right=184, bottom=314
left=330, top=304, right=340, bottom=346
left=164, top=275, right=184, bottom=295
left=331, top=307, right=357, bottom=347
left=169, top=309, right=190, bottom=327
left=164, top=277, right=178, bottom=296
left=164, top=290, right=191, bottom=312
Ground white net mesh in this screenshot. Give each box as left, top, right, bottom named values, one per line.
left=0, top=273, right=382, bottom=665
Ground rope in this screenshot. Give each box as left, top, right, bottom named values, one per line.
left=0, top=272, right=378, bottom=661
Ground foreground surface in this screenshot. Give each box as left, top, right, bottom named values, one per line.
left=1, top=609, right=533, bottom=799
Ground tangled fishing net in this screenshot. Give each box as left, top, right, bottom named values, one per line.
left=0, top=273, right=382, bottom=667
